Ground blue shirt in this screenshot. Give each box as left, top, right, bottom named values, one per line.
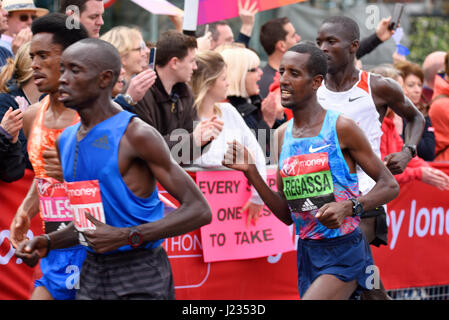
left=58, top=111, right=165, bottom=253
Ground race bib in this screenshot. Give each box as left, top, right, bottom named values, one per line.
left=65, top=180, right=106, bottom=232
left=37, top=177, right=73, bottom=222
left=281, top=152, right=336, bottom=212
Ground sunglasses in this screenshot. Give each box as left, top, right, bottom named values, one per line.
left=18, top=14, right=37, bottom=22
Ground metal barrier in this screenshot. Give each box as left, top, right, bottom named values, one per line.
left=388, top=285, right=449, bottom=300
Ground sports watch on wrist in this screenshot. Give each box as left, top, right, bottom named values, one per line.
left=128, top=227, right=143, bottom=248
left=403, top=144, right=417, bottom=158
left=350, top=198, right=364, bottom=217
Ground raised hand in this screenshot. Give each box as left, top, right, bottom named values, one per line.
left=222, top=140, right=256, bottom=173
left=193, top=116, right=224, bottom=147
left=238, top=0, right=258, bottom=37
left=1, top=107, right=23, bottom=143
left=126, top=69, right=157, bottom=104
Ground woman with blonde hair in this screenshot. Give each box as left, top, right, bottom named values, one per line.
left=100, top=26, right=149, bottom=82
left=190, top=50, right=267, bottom=226
left=220, top=46, right=284, bottom=159
left=101, top=26, right=156, bottom=110
left=0, top=41, right=41, bottom=169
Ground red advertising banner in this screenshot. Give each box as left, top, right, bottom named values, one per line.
left=0, top=170, right=42, bottom=300
left=372, top=177, right=449, bottom=290
left=1, top=165, right=449, bottom=299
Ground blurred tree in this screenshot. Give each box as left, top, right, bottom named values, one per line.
left=408, top=15, right=449, bottom=65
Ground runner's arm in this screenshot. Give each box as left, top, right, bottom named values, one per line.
left=9, top=178, right=40, bottom=248
left=125, top=118, right=212, bottom=240
left=371, top=75, right=425, bottom=173
left=338, top=116, right=399, bottom=212
left=223, top=124, right=292, bottom=225
left=316, top=116, right=399, bottom=228
left=9, top=103, right=46, bottom=247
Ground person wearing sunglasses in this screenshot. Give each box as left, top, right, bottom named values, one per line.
left=1, top=0, right=47, bottom=53
left=101, top=26, right=150, bottom=85
left=0, top=0, right=13, bottom=66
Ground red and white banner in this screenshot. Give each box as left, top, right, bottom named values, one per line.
left=2, top=165, right=449, bottom=299
left=37, top=177, right=72, bottom=222
left=65, top=180, right=105, bottom=231
left=163, top=165, right=449, bottom=298
left=372, top=168, right=449, bottom=289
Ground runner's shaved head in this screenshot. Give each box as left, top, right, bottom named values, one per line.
left=64, top=38, right=122, bottom=87
left=321, top=16, right=360, bottom=42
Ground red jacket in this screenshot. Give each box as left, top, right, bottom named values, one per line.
left=381, top=116, right=430, bottom=183
left=429, top=74, right=449, bottom=161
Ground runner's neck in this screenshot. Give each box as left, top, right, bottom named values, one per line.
left=325, top=66, right=360, bottom=92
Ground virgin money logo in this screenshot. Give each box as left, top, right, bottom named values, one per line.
left=281, top=158, right=299, bottom=177
left=37, top=178, right=54, bottom=197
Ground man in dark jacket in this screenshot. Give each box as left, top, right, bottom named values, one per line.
left=134, top=30, right=223, bottom=165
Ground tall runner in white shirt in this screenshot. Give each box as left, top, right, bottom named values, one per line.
left=315, top=16, right=425, bottom=299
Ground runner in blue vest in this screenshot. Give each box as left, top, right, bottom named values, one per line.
left=223, top=42, right=399, bottom=299
left=15, top=38, right=212, bottom=300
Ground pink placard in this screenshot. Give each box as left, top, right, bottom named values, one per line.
left=198, top=168, right=294, bottom=262
left=198, top=0, right=306, bottom=25
left=130, top=0, right=183, bottom=16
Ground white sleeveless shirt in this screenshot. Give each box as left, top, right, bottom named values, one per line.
left=317, top=70, right=382, bottom=194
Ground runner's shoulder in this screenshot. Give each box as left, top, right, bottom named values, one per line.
left=126, top=116, right=167, bottom=148
left=336, top=114, right=359, bottom=137
left=370, top=73, right=402, bottom=96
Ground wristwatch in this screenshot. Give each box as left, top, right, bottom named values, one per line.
left=350, top=198, right=364, bottom=217
left=128, top=227, right=143, bottom=248
left=120, top=93, right=137, bottom=106
left=403, top=144, right=417, bottom=158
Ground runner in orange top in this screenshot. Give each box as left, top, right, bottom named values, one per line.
left=27, top=95, right=79, bottom=235
left=9, top=13, right=89, bottom=300
left=28, top=95, right=79, bottom=179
